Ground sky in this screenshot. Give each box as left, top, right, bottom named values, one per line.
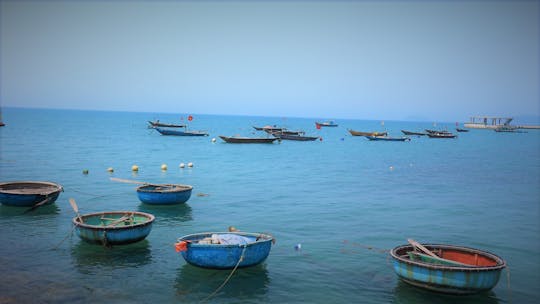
left=1, top=0, right=539, bottom=122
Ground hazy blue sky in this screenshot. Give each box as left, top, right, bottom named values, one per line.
left=1, top=0, right=538, bottom=122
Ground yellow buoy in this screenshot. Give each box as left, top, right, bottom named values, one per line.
left=188, top=162, right=193, bottom=168
left=179, top=163, right=185, bottom=168
left=161, top=164, right=167, bottom=170
left=132, top=165, right=139, bottom=172
left=107, top=167, right=114, bottom=173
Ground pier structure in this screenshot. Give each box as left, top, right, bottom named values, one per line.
left=464, top=116, right=540, bottom=129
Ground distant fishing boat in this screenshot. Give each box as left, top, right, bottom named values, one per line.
left=365, top=136, right=410, bottom=141
left=494, top=126, right=527, bottom=133
left=219, top=136, right=278, bottom=144
left=0, top=181, right=63, bottom=207
left=390, top=240, right=506, bottom=294
left=148, top=120, right=186, bottom=128
left=271, top=132, right=319, bottom=141
left=136, top=184, right=193, bottom=205
left=401, top=130, right=427, bottom=136
left=73, top=211, right=155, bottom=246
left=175, top=231, right=275, bottom=269
left=315, top=121, right=338, bottom=128
left=427, top=132, right=457, bottom=138
left=425, top=129, right=451, bottom=134
left=154, top=127, right=208, bottom=136
left=265, top=129, right=305, bottom=136
left=253, top=125, right=285, bottom=132
left=456, top=128, right=469, bottom=132
left=348, top=129, right=388, bottom=137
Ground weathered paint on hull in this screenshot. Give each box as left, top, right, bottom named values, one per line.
left=390, top=244, right=505, bottom=294
left=0, top=191, right=61, bottom=207
left=136, top=185, right=192, bottom=205
left=0, top=181, right=63, bottom=207
left=179, top=232, right=274, bottom=269
left=73, top=211, right=154, bottom=246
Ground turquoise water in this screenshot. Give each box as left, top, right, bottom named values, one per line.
left=0, top=107, right=539, bottom=303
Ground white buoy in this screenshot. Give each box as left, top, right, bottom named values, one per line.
left=295, top=243, right=302, bottom=251
left=212, top=138, right=216, bottom=143
left=132, top=165, right=139, bottom=172
left=161, top=164, right=167, bottom=170
left=107, top=167, right=114, bottom=173
left=188, top=162, right=193, bottom=168
left=389, top=166, right=394, bottom=171
left=179, top=163, right=185, bottom=168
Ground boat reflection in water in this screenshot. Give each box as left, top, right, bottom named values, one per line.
left=71, top=239, right=152, bottom=272
left=137, top=203, right=193, bottom=225
left=392, top=280, right=502, bottom=304
left=175, top=263, right=270, bottom=302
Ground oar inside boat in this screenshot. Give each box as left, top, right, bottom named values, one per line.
left=69, top=198, right=83, bottom=224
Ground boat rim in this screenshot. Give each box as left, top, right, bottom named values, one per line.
left=177, top=231, right=274, bottom=247
left=0, top=181, right=63, bottom=194
left=136, top=184, right=193, bottom=192
left=390, top=243, right=506, bottom=271
left=72, top=210, right=155, bottom=229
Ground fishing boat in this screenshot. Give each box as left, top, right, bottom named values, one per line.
left=0, top=181, right=63, bottom=207
left=494, top=126, right=527, bottom=133
left=136, top=184, right=193, bottom=205
left=315, top=121, right=338, bottom=128
left=154, top=127, right=208, bottom=136
left=348, top=129, right=388, bottom=137
left=253, top=125, right=285, bottom=132
left=271, top=132, right=318, bottom=141
left=425, top=129, right=451, bottom=134
left=73, top=211, right=155, bottom=246
left=390, top=241, right=506, bottom=294
left=401, top=130, right=427, bottom=136
left=148, top=120, right=186, bottom=128
left=219, top=136, right=278, bottom=144
left=175, top=231, right=275, bottom=269
left=426, top=132, right=457, bottom=138
left=456, top=128, right=469, bottom=132
left=365, top=136, right=410, bottom=141
left=264, top=129, right=305, bottom=136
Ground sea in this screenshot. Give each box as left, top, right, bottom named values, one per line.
left=0, top=107, right=539, bottom=304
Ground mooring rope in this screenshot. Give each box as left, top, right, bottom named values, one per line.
left=52, top=224, right=77, bottom=250
left=200, top=245, right=248, bottom=303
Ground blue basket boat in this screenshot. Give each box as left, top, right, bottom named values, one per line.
left=175, top=232, right=275, bottom=269
left=136, top=184, right=193, bottom=205
left=0, top=181, right=63, bottom=207
left=73, top=211, right=155, bottom=246
left=390, top=243, right=506, bottom=294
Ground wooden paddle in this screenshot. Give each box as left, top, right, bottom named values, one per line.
left=408, top=238, right=438, bottom=258
left=69, top=198, right=83, bottom=224
left=23, top=196, right=52, bottom=214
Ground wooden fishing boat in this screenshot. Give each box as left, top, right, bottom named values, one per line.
left=0, top=181, right=63, bottom=207
left=494, top=126, right=527, bottom=133
left=390, top=242, right=506, bottom=294
left=348, top=129, right=388, bottom=137
left=427, top=132, right=457, bottom=138
left=315, top=121, right=338, bottom=128
left=73, top=211, right=155, bottom=246
left=175, top=231, right=274, bottom=269
left=253, top=125, right=284, bottom=132
left=271, top=132, right=318, bottom=141
left=219, top=136, right=278, bottom=144
left=265, top=129, right=305, bottom=136
left=401, top=130, right=427, bottom=136
left=456, top=128, right=469, bottom=132
left=148, top=120, right=186, bottom=128
left=155, top=127, right=208, bottom=136
left=136, top=184, right=193, bottom=205
left=425, top=129, right=451, bottom=134
left=365, top=136, right=410, bottom=141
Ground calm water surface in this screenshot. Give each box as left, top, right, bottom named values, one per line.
left=1, top=108, right=539, bottom=303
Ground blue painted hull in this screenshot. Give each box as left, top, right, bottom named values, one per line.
left=390, top=244, right=506, bottom=294
left=0, top=181, right=63, bottom=207
left=155, top=127, right=208, bottom=136
left=178, top=232, right=274, bottom=269
left=73, top=211, right=155, bottom=246
left=136, top=184, right=193, bottom=205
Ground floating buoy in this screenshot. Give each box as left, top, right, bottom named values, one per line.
left=179, top=163, right=185, bottom=168
left=82, top=169, right=89, bottom=175
left=319, top=137, right=323, bottom=141
left=228, top=226, right=238, bottom=232
left=107, top=167, right=114, bottom=173
left=295, top=243, right=302, bottom=251
left=389, top=166, right=394, bottom=171
left=161, top=164, right=167, bottom=170
left=132, top=165, right=139, bottom=172
left=211, top=138, right=216, bottom=143
left=188, top=162, right=193, bottom=168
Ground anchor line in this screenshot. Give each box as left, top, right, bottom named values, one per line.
left=201, top=244, right=248, bottom=303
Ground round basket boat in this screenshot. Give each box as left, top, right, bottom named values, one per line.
left=176, top=232, right=274, bottom=269
left=390, top=243, right=506, bottom=294
left=136, top=184, right=193, bottom=205
left=0, top=181, right=63, bottom=207
left=73, top=211, right=155, bottom=246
